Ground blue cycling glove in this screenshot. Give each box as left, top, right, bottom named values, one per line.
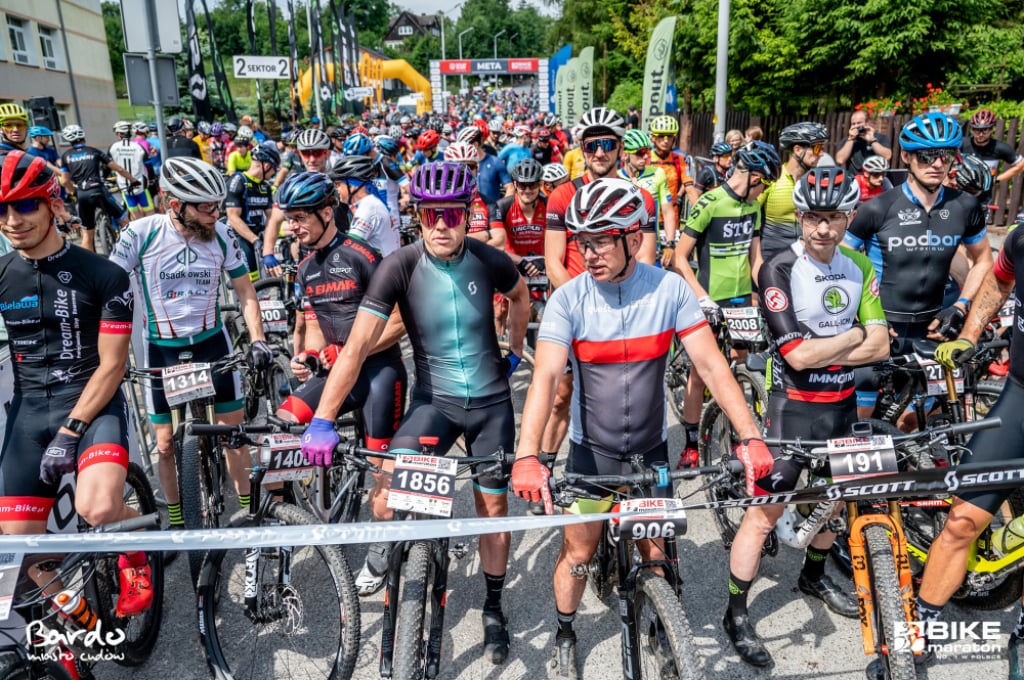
left=301, top=417, right=339, bottom=467
left=502, top=352, right=522, bottom=378
left=262, top=254, right=280, bottom=270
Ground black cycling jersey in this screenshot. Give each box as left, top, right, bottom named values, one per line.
left=297, top=231, right=381, bottom=346
left=961, top=137, right=1020, bottom=174
left=0, top=241, right=133, bottom=392
left=59, top=144, right=111, bottom=193
left=530, top=143, right=554, bottom=165
left=225, top=171, right=272, bottom=235
left=694, top=165, right=726, bottom=194
left=994, top=226, right=1024, bottom=384
left=164, top=135, right=202, bottom=160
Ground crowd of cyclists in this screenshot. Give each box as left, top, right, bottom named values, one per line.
left=1, top=86, right=1024, bottom=679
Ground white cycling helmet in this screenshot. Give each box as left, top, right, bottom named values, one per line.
left=295, top=128, right=330, bottom=151
left=112, top=120, right=132, bottom=135
left=443, top=141, right=480, bottom=164
left=577, top=107, right=626, bottom=141
left=542, top=163, right=569, bottom=184
left=566, top=178, right=647, bottom=234
left=235, top=125, right=254, bottom=143
left=861, top=155, right=890, bottom=173
left=61, top=124, right=85, bottom=143
left=160, top=157, right=227, bottom=203
left=131, top=122, right=149, bottom=135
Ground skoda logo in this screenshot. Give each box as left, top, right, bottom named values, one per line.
left=176, top=247, right=199, bottom=266
left=822, top=285, right=850, bottom=315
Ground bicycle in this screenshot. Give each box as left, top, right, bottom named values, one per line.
left=547, top=457, right=744, bottom=679
left=0, top=468, right=163, bottom=680
left=191, top=422, right=360, bottom=680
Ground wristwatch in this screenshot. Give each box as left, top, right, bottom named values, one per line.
left=63, top=417, right=89, bottom=435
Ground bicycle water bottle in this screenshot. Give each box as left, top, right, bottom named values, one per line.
left=53, top=589, right=98, bottom=631
left=991, top=516, right=1024, bottom=555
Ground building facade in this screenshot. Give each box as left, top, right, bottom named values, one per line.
left=383, top=12, right=440, bottom=51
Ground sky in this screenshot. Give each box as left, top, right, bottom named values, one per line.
left=396, top=0, right=558, bottom=20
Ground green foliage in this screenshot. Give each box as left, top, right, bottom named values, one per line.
left=101, top=2, right=125, bottom=79
left=962, top=101, right=1024, bottom=121
left=606, top=81, right=642, bottom=112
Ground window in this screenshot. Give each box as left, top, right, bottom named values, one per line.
left=7, top=17, right=34, bottom=66
left=39, top=27, right=63, bottom=71
left=397, top=25, right=413, bottom=36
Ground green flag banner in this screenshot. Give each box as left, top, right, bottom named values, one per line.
left=576, top=46, right=594, bottom=116
left=641, top=16, right=677, bottom=130
left=555, top=65, right=567, bottom=119
left=564, top=57, right=578, bottom=124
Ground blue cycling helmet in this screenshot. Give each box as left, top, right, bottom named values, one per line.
left=710, top=141, right=733, bottom=156
left=899, top=112, right=962, bottom=151
left=374, top=135, right=400, bottom=155
left=733, top=141, right=782, bottom=181
left=342, top=133, right=373, bottom=156
left=28, top=126, right=52, bottom=138
left=276, top=171, right=338, bottom=210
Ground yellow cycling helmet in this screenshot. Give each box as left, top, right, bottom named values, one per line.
left=648, top=115, right=679, bottom=136
left=0, top=103, right=29, bottom=124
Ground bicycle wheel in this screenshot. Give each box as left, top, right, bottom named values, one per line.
left=971, top=380, right=1004, bottom=419
left=587, top=526, right=616, bottom=601
left=197, top=504, right=360, bottom=680
left=864, top=525, right=916, bottom=680
left=393, top=541, right=434, bottom=679
left=733, top=365, right=769, bottom=424
left=91, top=462, right=165, bottom=666
left=664, top=337, right=690, bottom=423
left=177, top=433, right=219, bottom=585
left=634, top=571, right=706, bottom=680
left=698, top=399, right=746, bottom=547
left=93, top=209, right=116, bottom=257
left=0, top=653, right=72, bottom=680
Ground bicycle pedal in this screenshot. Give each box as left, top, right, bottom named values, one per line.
left=449, top=543, right=468, bottom=559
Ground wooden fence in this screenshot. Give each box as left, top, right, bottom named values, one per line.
left=677, top=111, right=1024, bottom=226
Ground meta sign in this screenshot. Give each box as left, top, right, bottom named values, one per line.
left=438, top=59, right=540, bottom=75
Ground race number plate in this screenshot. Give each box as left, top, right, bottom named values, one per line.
left=387, top=454, right=457, bottom=517
left=259, top=298, right=289, bottom=334
left=259, top=434, right=313, bottom=483
left=827, top=435, right=898, bottom=481
left=999, top=300, right=1016, bottom=328
left=618, top=498, right=687, bottom=540
left=916, top=355, right=964, bottom=396
left=722, top=306, right=763, bottom=343
left=162, top=363, right=215, bottom=407
left=0, top=551, right=22, bottom=621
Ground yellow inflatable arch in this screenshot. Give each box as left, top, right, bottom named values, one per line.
left=298, top=60, right=432, bottom=115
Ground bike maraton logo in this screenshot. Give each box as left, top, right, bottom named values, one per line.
left=892, top=620, right=1001, bottom=659
left=822, top=286, right=850, bottom=315
left=176, top=247, right=200, bottom=266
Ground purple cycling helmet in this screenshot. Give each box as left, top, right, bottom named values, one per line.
left=409, top=161, right=476, bottom=204
left=210, top=122, right=223, bottom=136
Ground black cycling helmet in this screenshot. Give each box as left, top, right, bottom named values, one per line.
left=511, top=158, right=543, bottom=184
left=328, top=155, right=377, bottom=183
left=733, top=141, right=782, bottom=181
left=166, top=116, right=185, bottom=133
left=252, top=144, right=281, bottom=168
left=778, top=121, right=829, bottom=149
left=792, top=167, right=861, bottom=214
left=953, top=154, right=994, bottom=195
left=711, top=141, right=733, bottom=157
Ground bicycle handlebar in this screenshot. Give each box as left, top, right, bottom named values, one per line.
left=548, top=460, right=744, bottom=501
left=89, top=512, right=162, bottom=534
left=762, top=416, right=1002, bottom=450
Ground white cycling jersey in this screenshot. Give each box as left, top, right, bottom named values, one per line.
left=374, top=173, right=408, bottom=230
left=349, top=194, right=400, bottom=256
left=110, top=214, right=248, bottom=345
left=108, top=139, right=147, bottom=190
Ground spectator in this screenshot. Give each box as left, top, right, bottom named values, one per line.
left=626, top=105, right=640, bottom=130
left=835, top=110, right=892, bottom=173
left=744, top=126, right=763, bottom=144
left=725, top=129, right=744, bottom=150
left=961, top=109, right=1024, bottom=183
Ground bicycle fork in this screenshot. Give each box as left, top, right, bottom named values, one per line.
left=424, top=545, right=451, bottom=678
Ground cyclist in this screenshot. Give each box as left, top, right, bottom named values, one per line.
left=26, top=126, right=59, bottom=166
left=498, top=126, right=532, bottom=173
left=0, top=103, right=29, bottom=152
left=855, top=155, right=893, bottom=203
left=648, top=114, right=700, bottom=209
left=273, top=171, right=407, bottom=596
left=673, top=141, right=780, bottom=468
left=443, top=142, right=503, bottom=250
left=208, top=122, right=226, bottom=172
left=163, top=116, right=202, bottom=160
left=193, top=121, right=214, bottom=164
left=961, top=108, right=1024, bottom=183
left=758, top=121, right=828, bottom=264
left=725, top=167, right=889, bottom=667
left=109, top=157, right=273, bottom=532
left=458, top=125, right=512, bottom=206
left=225, top=126, right=254, bottom=175
left=329, top=155, right=400, bottom=257
left=493, top=158, right=546, bottom=272
left=58, top=124, right=136, bottom=253
left=530, top=127, right=556, bottom=165
left=225, top=144, right=280, bottom=280
left=541, top=162, right=569, bottom=196
left=844, top=112, right=990, bottom=418
left=561, top=126, right=586, bottom=180
left=618, top=129, right=676, bottom=267
left=409, top=129, right=441, bottom=168
left=328, top=128, right=346, bottom=168
left=0, top=151, right=153, bottom=617
left=951, top=152, right=995, bottom=209
left=109, top=120, right=154, bottom=221
left=510, top=178, right=771, bottom=679
left=301, top=161, right=531, bottom=666
left=693, top=141, right=734, bottom=195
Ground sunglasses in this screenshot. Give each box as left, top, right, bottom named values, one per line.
left=582, top=138, right=618, bottom=154
left=810, top=143, right=823, bottom=155
left=914, top=149, right=957, bottom=165
left=867, top=172, right=886, bottom=179
left=0, top=197, right=44, bottom=216
left=516, top=181, right=540, bottom=191
left=1, top=121, right=27, bottom=131
left=801, top=211, right=848, bottom=227
left=188, top=202, right=221, bottom=215
left=298, top=149, right=327, bottom=157
left=418, top=206, right=467, bottom=228
left=652, top=134, right=674, bottom=140
left=629, top=148, right=651, bottom=157
left=573, top=234, right=620, bottom=254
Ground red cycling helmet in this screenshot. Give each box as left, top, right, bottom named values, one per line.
left=970, top=109, right=996, bottom=129
left=535, top=128, right=551, bottom=140
left=0, top=150, right=59, bottom=202
left=473, top=119, right=490, bottom=142
left=417, top=129, right=440, bottom=150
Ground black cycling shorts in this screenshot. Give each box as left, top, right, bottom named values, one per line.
left=389, top=389, right=515, bottom=493
left=956, top=377, right=1024, bottom=515
left=76, top=189, right=126, bottom=230
left=279, top=347, right=407, bottom=450
left=0, top=389, right=129, bottom=522
left=143, top=329, right=243, bottom=423
left=235, top=235, right=261, bottom=280
left=565, top=441, right=670, bottom=512
left=757, top=395, right=858, bottom=493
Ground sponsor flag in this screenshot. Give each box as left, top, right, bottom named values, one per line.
left=548, top=44, right=572, bottom=116
left=576, top=46, right=593, bottom=116
left=641, top=16, right=677, bottom=130
left=199, top=0, right=236, bottom=122
left=286, top=0, right=302, bottom=120
left=185, top=0, right=212, bottom=120
left=563, top=57, right=578, bottom=124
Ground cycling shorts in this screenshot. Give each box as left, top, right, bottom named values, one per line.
left=855, top=320, right=929, bottom=409
left=564, top=441, right=669, bottom=514
left=123, top=187, right=154, bottom=211
left=279, top=347, right=407, bottom=450
left=235, top=236, right=260, bottom=282
left=955, top=377, right=1024, bottom=515
left=757, top=395, right=857, bottom=493
left=76, top=189, right=126, bottom=230
left=143, top=329, right=243, bottom=423
left=389, top=389, right=514, bottom=493
left=0, top=389, right=129, bottom=522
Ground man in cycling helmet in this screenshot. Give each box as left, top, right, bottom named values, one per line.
left=372, top=135, right=411, bottom=231
left=648, top=114, right=700, bottom=212
left=725, top=168, right=888, bottom=668
left=836, top=110, right=893, bottom=174
left=950, top=153, right=994, bottom=208
left=618, top=129, right=677, bottom=266
left=530, top=128, right=556, bottom=165
left=962, top=108, right=1024, bottom=183
left=0, top=103, right=29, bottom=151
left=498, top=126, right=532, bottom=174
left=110, top=157, right=273, bottom=540
left=444, top=142, right=502, bottom=248
left=461, top=126, right=513, bottom=206
left=673, top=140, right=779, bottom=468
left=302, top=161, right=531, bottom=666
left=493, top=157, right=546, bottom=275
left=225, top=144, right=279, bottom=279
left=856, top=155, right=893, bottom=203
left=109, top=120, right=154, bottom=220
left=327, top=128, right=346, bottom=168
left=542, top=162, right=569, bottom=195
left=226, top=126, right=255, bottom=175
left=694, top=141, right=733, bottom=194
left=759, top=121, right=828, bottom=264
left=163, top=116, right=202, bottom=160
left=26, top=126, right=61, bottom=174
left=410, top=129, right=442, bottom=168
left=511, top=178, right=769, bottom=680
left=329, top=155, right=399, bottom=256
left=844, top=112, right=989, bottom=418
left=193, top=121, right=214, bottom=164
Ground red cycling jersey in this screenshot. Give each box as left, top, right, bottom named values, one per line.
left=492, top=195, right=547, bottom=256
left=467, top=191, right=492, bottom=235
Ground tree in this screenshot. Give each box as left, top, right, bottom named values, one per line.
left=101, top=2, right=125, bottom=81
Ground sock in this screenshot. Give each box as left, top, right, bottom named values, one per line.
left=238, top=493, right=251, bottom=509
left=728, top=572, right=753, bottom=618
left=1013, top=602, right=1024, bottom=639
left=483, top=572, right=505, bottom=614
left=556, top=609, right=576, bottom=640
left=801, top=545, right=830, bottom=582
left=683, top=422, right=699, bottom=449
left=167, top=502, right=184, bottom=528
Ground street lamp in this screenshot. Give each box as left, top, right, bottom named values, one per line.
left=493, top=29, right=506, bottom=59
left=458, top=26, right=475, bottom=92
left=439, top=2, right=465, bottom=94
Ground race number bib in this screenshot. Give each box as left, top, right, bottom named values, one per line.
left=827, top=435, right=898, bottom=481
left=387, top=454, right=457, bottom=517
left=722, top=306, right=763, bottom=344
left=915, top=355, right=964, bottom=396
left=259, top=298, right=289, bottom=334
left=617, top=498, right=687, bottom=540
left=259, top=434, right=313, bottom=483
left=0, top=551, right=23, bottom=621
left=162, top=363, right=215, bottom=407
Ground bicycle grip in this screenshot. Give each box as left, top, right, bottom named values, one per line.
left=93, top=512, right=161, bottom=534
left=946, top=417, right=1002, bottom=438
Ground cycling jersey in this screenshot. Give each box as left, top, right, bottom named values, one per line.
left=59, top=144, right=111, bottom=193
left=193, top=135, right=211, bottom=164
left=224, top=171, right=272, bottom=235
left=348, top=194, right=399, bottom=257
left=854, top=174, right=892, bottom=203
left=757, top=169, right=799, bottom=264
left=297, top=231, right=381, bottom=345
left=374, top=157, right=408, bottom=230
left=163, top=135, right=202, bottom=160
left=108, top=140, right=147, bottom=190
left=209, top=138, right=227, bottom=171
left=759, top=241, right=886, bottom=402
left=359, top=238, right=520, bottom=403
left=961, top=137, right=1021, bottom=173
left=538, top=262, right=705, bottom=458
left=649, top=149, right=693, bottom=202
left=476, top=152, right=512, bottom=205
left=492, top=195, right=546, bottom=256
left=562, top=147, right=585, bottom=180
left=993, top=226, right=1024, bottom=385
left=618, top=165, right=671, bottom=229
left=498, top=144, right=531, bottom=173
left=843, top=183, right=986, bottom=323
left=0, top=242, right=133, bottom=392
left=530, top=143, right=554, bottom=165
left=694, top=164, right=727, bottom=194
left=683, top=183, right=759, bottom=301
left=109, top=214, right=248, bottom=345
left=466, top=192, right=493, bottom=237
left=226, top=149, right=252, bottom=175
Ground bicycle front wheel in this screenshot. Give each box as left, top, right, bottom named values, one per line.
left=634, top=571, right=706, bottom=680
left=864, top=525, right=917, bottom=680
left=393, top=541, right=434, bottom=679
left=178, top=433, right=219, bottom=585
left=197, top=503, right=360, bottom=680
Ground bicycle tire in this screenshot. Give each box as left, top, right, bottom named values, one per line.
left=864, top=524, right=917, bottom=680
left=634, top=571, right=706, bottom=680
left=392, top=541, right=433, bottom=679
left=698, top=398, right=745, bottom=548
left=93, top=209, right=116, bottom=257
left=90, top=462, right=165, bottom=666
left=197, top=503, right=360, bottom=680
left=0, top=654, right=72, bottom=680
left=971, top=380, right=1004, bottom=420
left=178, top=433, right=218, bottom=585
left=587, top=527, right=616, bottom=601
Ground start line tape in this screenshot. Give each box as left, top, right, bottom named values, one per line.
left=1, top=458, right=1022, bottom=554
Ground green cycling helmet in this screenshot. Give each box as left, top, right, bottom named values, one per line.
left=623, top=129, right=651, bottom=153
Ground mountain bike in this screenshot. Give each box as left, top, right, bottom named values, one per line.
left=193, top=422, right=360, bottom=680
